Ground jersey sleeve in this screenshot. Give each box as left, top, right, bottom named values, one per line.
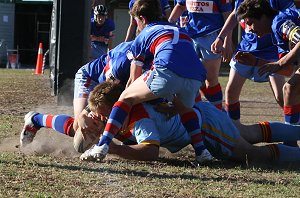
left=272, top=14, right=294, bottom=57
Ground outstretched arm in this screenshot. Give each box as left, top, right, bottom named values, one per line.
left=109, top=142, right=159, bottom=161
left=258, top=42, right=300, bottom=76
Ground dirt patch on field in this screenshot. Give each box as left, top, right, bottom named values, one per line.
left=0, top=69, right=79, bottom=157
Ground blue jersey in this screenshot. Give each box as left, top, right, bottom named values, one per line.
left=128, top=21, right=207, bottom=81
left=84, top=42, right=133, bottom=84
left=177, top=0, right=232, bottom=38
left=235, top=0, right=295, bottom=60
left=90, top=18, right=115, bottom=43
left=272, top=8, right=300, bottom=58
left=129, top=0, right=171, bottom=16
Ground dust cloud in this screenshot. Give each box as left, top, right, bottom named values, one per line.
left=0, top=105, right=81, bottom=158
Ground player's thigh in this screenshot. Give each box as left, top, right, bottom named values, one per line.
left=119, top=75, right=158, bottom=105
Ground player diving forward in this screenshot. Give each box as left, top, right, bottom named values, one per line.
left=81, top=81, right=300, bottom=163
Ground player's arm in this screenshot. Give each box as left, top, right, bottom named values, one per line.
left=168, top=3, right=185, bottom=24
left=126, top=58, right=143, bottom=88
left=125, top=16, right=137, bottom=42
left=109, top=142, right=159, bottom=161
left=220, top=10, right=234, bottom=62
left=258, top=46, right=299, bottom=77
left=107, top=31, right=114, bottom=52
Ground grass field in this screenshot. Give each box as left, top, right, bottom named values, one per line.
left=0, top=69, right=299, bottom=197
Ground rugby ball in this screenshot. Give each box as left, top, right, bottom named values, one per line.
left=73, top=128, right=100, bottom=153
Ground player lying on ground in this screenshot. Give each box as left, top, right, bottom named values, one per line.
left=20, top=82, right=300, bottom=163
left=83, top=0, right=211, bottom=163
left=82, top=82, right=300, bottom=163
left=20, top=80, right=212, bottom=164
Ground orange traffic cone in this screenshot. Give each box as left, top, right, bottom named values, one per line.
left=34, top=43, right=43, bottom=75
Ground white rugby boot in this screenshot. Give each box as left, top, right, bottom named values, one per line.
left=80, top=144, right=109, bottom=162
left=195, top=149, right=214, bottom=164
left=20, top=111, right=39, bottom=146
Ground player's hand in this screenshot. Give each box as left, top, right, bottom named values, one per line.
left=234, top=51, right=257, bottom=66
left=221, top=39, right=233, bottom=63
left=258, top=61, right=281, bottom=76
left=211, top=37, right=225, bottom=54
left=78, top=112, right=104, bottom=136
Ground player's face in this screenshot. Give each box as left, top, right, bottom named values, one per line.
left=93, top=105, right=111, bottom=121
left=244, top=16, right=271, bottom=37
left=96, top=15, right=106, bottom=26
left=134, top=16, right=146, bottom=32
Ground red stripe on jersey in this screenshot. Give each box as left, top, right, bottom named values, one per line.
left=103, top=56, right=111, bottom=74
left=84, top=77, right=91, bottom=88
left=45, top=115, right=54, bottom=128
left=149, top=33, right=192, bottom=54
left=278, top=52, right=287, bottom=59
left=213, top=3, right=219, bottom=12
left=202, top=130, right=234, bottom=151
left=239, top=21, right=246, bottom=30
left=221, top=0, right=230, bottom=4
left=128, top=104, right=149, bottom=126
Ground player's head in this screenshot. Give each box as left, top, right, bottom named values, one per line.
left=130, top=0, right=163, bottom=31
left=88, top=81, right=124, bottom=118
left=236, top=0, right=278, bottom=37
left=94, top=4, right=108, bottom=25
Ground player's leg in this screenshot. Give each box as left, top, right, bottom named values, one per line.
left=232, top=137, right=300, bottom=163
left=283, top=70, right=300, bottom=125
left=201, top=58, right=223, bottom=110
left=194, top=33, right=223, bottom=110
left=224, top=68, right=246, bottom=120
left=268, top=74, right=285, bottom=108
left=235, top=121, right=300, bottom=145
left=20, top=111, right=75, bottom=146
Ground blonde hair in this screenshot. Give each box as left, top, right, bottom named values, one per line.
left=88, top=81, right=124, bottom=113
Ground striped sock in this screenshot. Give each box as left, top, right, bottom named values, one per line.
left=284, top=104, right=300, bottom=125
left=33, top=114, right=74, bottom=136
left=97, top=101, right=131, bottom=146
left=268, top=144, right=300, bottom=162
left=225, top=102, right=240, bottom=120
left=181, top=110, right=205, bottom=156
left=259, top=121, right=300, bottom=143
left=201, top=84, right=223, bottom=110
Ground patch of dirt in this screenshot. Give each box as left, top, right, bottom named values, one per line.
left=0, top=69, right=77, bottom=157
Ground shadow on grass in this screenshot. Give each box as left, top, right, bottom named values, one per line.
left=1, top=156, right=299, bottom=186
